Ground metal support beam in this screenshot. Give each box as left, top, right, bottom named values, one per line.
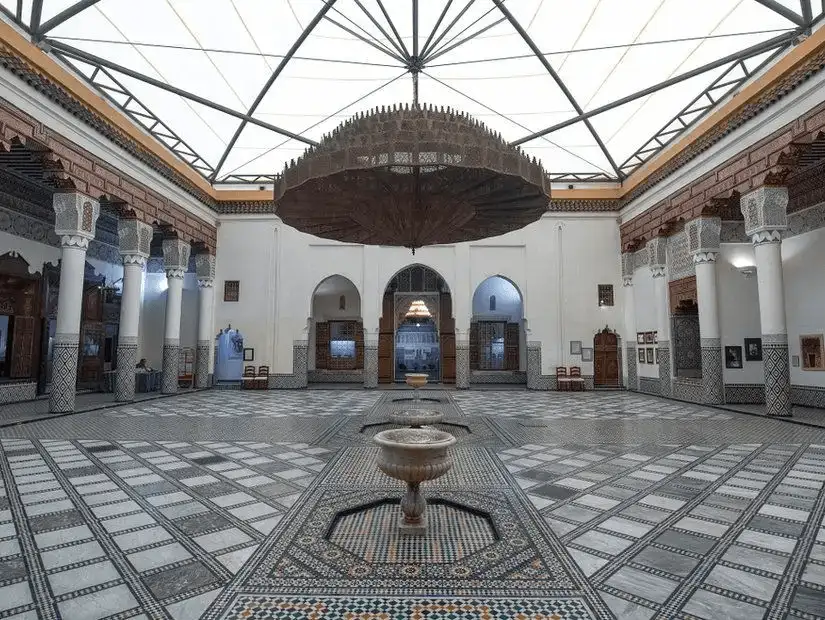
left=425, top=17, right=507, bottom=64
left=323, top=15, right=406, bottom=63
left=30, top=0, right=43, bottom=33
left=211, top=0, right=337, bottom=180
left=373, top=0, right=410, bottom=60
left=753, top=0, right=806, bottom=25
left=421, top=0, right=453, bottom=59
left=420, top=0, right=475, bottom=60
left=492, top=0, right=622, bottom=178
left=801, top=0, right=813, bottom=25
left=511, top=29, right=797, bottom=146
left=38, top=0, right=102, bottom=35
left=47, top=41, right=320, bottom=147
left=412, top=0, right=419, bottom=58
left=354, top=0, right=408, bottom=61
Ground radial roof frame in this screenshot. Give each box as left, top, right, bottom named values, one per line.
left=2, top=0, right=821, bottom=186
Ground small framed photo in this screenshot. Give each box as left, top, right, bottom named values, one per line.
left=725, top=345, right=743, bottom=369
left=638, top=349, right=646, bottom=364
left=744, top=338, right=762, bottom=361
left=636, top=332, right=645, bottom=345
left=570, top=340, right=582, bottom=355
left=646, top=347, right=654, bottom=364
left=243, top=348, right=254, bottom=362
left=653, top=331, right=658, bottom=344
left=801, top=334, right=825, bottom=370
left=581, top=348, right=593, bottom=362
left=792, top=355, right=800, bottom=368
left=644, top=331, right=654, bottom=344
left=655, top=348, right=660, bottom=364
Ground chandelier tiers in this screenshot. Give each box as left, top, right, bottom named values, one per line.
left=274, top=104, right=551, bottom=252
left=405, top=300, right=432, bottom=321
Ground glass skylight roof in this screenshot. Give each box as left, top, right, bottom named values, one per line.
left=1, top=0, right=817, bottom=185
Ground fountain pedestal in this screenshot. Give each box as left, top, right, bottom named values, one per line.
left=373, top=427, right=456, bottom=535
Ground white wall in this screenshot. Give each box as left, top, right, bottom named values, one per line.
left=214, top=213, right=623, bottom=375
left=632, top=266, right=659, bottom=378
left=138, top=272, right=198, bottom=368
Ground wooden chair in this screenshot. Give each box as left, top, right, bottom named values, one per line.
left=242, top=365, right=256, bottom=390
left=569, top=366, right=585, bottom=392
left=556, top=366, right=570, bottom=391
left=256, top=365, right=270, bottom=390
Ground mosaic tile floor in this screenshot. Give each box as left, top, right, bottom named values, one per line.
left=0, top=389, right=824, bottom=619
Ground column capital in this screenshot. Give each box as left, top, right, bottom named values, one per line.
left=162, top=236, right=191, bottom=279
left=195, top=252, right=215, bottom=288
left=740, top=185, right=788, bottom=242
left=122, top=254, right=147, bottom=267
left=53, top=192, right=100, bottom=243
left=686, top=215, right=721, bottom=257
left=118, top=218, right=152, bottom=261
left=647, top=237, right=667, bottom=277
left=621, top=252, right=635, bottom=286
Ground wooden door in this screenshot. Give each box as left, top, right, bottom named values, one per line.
left=469, top=322, right=479, bottom=370
left=315, top=321, right=329, bottom=370
left=78, top=287, right=104, bottom=386
left=378, top=292, right=393, bottom=383
left=440, top=292, right=455, bottom=384
left=506, top=322, right=520, bottom=370
left=354, top=321, right=364, bottom=369
left=594, top=328, right=619, bottom=387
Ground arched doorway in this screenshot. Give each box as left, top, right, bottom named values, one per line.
left=379, top=265, right=454, bottom=384
left=470, top=276, right=524, bottom=371
left=310, top=275, right=363, bottom=377
left=594, top=327, right=620, bottom=387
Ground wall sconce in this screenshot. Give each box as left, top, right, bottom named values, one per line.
left=737, top=266, right=757, bottom=278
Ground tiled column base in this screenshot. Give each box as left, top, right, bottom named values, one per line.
left=763, top=333, right=791, bottom=417
left=658, top=341, right=672, bottom=398
left=161, top=340, right=180, bottom=394
left=364, top=343, right=378, bottom=389
left=626, top=345, right=637, bottom=391
left=456, top=341, right=469, bottom=389
left=49, top=335, right=79, bottom=413
left=115, top=339, right=138, bottom=402
left=195, top=340, right=210, bottom=388
left=701, top=338, right=723, bottom=404
left=294, top=341, right=308, bottom=389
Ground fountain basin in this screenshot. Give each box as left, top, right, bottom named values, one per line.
left=389, top=409, right=444, bottom=428
left=404, top=373, right=429, bottom=390
left=374, top=428, right=456, bottom=483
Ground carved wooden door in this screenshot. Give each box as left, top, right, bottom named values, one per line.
left=78, top=287, right=104, bottom=386
left=506, top=322, right=520, bottom=370
left=378, top=293, right=393, bottom=383
left=469, top=322, right=479, bottom=370
left=315, top=321, right=329, bottom=370
left=440, top=292, right=455, bottom=383
left=594, top=329, right=619, bottom=387
left=354, top=321, right=364, bottom=369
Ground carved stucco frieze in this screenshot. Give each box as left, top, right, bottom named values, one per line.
left=195, top=253, right=216, bottom=286
left=621, top=252, right=635, bottom=286
left=647, top=236, right=667, bottom=278
left=686, top=216, right=721, bottom=256
left=53, top=192, right=100, bottom=242
left=740, top=186, right=789, bottom=241
left=118, top=219, right=152, bottom=259
left=162, top=237, right=191, bottom=279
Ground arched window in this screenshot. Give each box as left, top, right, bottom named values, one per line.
left=339, top=295, right=346, bottom=311
left=489, top=295, right=496, bottom=312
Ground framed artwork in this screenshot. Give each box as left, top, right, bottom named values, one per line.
left=744, top=338, right=762, bottom=361
left=636, top=332, right=645, bottom=345
left=243, top=347, right=254, bottom=361
left=792, top=355, right=800, bottom=368
left=655, top=348, right=660, bottom=364
left=581, top=348, right=593, bottom=362
left=801, top=334, right=825, bottom=370
left=638, top=349, right=646, bottom=363
left=653, top=331, right=658, bottom=344
left=644, top=331, right=654, bottom=344
left=570, top=340, right=582, bottom=355
left=725, top=345, right=743, bottom=369
left=646, top=347, right=654, bottom=364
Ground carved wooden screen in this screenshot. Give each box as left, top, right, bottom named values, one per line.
left=315, top=321, right=329, bottom=370
left=469, top=322, right=479, bottom=370
left=477, top=321, right=505, bottom=370
left=506, top=323, right=520, bottom=370
left=440, top=292, right=455, bottom=383
left=328, top=320, right=358, bottom=370
left=354, top=322, right=364, bottom=369
left=378, top=293, right=394, bottom=383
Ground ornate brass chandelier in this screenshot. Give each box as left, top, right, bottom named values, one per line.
left=274, top=104, right=550, bottom=252
left=404, top=299, right=432, bottom=320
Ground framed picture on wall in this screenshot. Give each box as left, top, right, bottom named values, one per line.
left=646, top=348, right=654, bottom=364
left=744, top=338, right=762, bottom=361
left=792, top=355, right=800, bottom=367
left=581, top=348, right=593, bottom=362
left=725, top=346, right=743, bottom=369
left=655, top=348, right=660, bottom=364
left=801, top=334, right=825, bottom=370
left=637, top=332, right=645, bottom=345
left=570, top=341, right=582, bottom=355
left=653, top=331, right=658, bottom=344
left=638, top=349, right=646, bottom=364
left=644, top=332, right=654, bottom=344
left=243, top=348, right=254, bottom=362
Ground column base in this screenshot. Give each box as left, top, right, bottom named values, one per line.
left=50, top=338, right=79, bottom=413
left=161, top=341, right=180, bottom=394
left=456, top=342, right=469, bottom=389
left=115, top=342, right=138, bottom=402
left=626, top=345, right=638, bottom=391
left=195, top=340, right=210, bottom=389
left=701, top=341, right=724, bottom=405
left=658, top=342, right=672, bottom=398
left=293, top=341, right=308, bottom=389
left=363, top=344, right=378, bottom=389
left=764, top=335, right=792, bottom=417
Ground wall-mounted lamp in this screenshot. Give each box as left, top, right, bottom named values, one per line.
left=737, top=266, right=757, bottom=278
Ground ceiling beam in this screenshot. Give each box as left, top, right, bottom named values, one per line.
left=753, top=0, right=806, bottom=25
left=420, top=0, right=475, bottom=60
left=420, top=0, right=453, bottom=59
left=47, top=40, right=320, bottom=147
left=492, top=0, right=622, bottom=178
left=801, top=0, right=813, bottom=24
left=37, top=0, right=102, bottom=36
left=374, top=0, right=410, bottom=60
left=354, top=0, right=409, bottom=61
left=511, top=29, right=798, bottom=146
left=29, top=0, right=42, bottom=33
left=211, top=0, right=337, bottom=180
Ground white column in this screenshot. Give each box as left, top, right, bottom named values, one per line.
left=621, top=252, right=637, bottom=391
left=687, top=215, right=724, bottom=404
left=115, top=218, right=152, bottom=402
left=648, top=236, right=671, bottom=398
left=161, top=237, right=191, bottom=394
left=741, top=185, right=791, bottom=416
left=49, top=193, right=100, bottom=413
left=195, top=253, right=215, bottom=389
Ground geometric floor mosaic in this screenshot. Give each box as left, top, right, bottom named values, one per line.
left=1, top=388, right=825, bottom=619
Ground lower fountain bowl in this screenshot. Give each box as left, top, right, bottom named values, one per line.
left=373, top=428, right=456, bottom=483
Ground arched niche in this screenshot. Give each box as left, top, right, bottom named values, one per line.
left=310, top=275, right=363, bottom=372
left=379, top=264, right=455, bottom=384
left=470, top=275, right=525, bottom=372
